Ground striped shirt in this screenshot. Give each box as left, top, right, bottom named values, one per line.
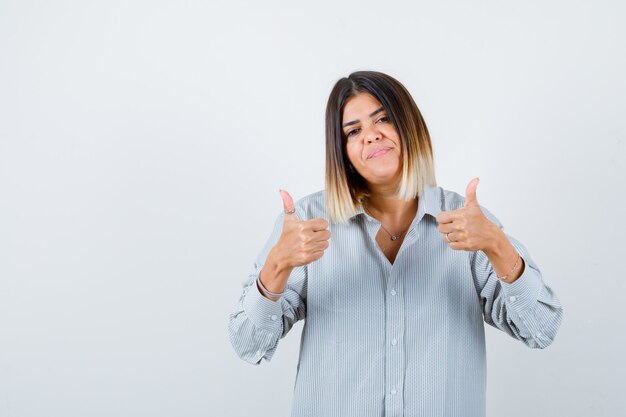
left=228, top=184, right=563, bottom=417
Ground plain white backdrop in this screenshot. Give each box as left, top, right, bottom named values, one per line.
left=1, top=1, right=625, bottom=416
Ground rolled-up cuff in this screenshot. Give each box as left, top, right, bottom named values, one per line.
left=241, top=279, right=284, bottom=332
left=499, top=256, right=543, bottom=312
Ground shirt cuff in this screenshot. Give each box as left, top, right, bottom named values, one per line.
left=241, top=278, right=284, bottom=331
left=499, top=257, right=543, bottom=312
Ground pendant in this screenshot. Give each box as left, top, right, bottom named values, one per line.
left=391, top=235, right=398, bottom=241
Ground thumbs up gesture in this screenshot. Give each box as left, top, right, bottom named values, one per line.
left=257, top=190, right=332, bottom=301
left=275, top=189, right=331, bottom=268
left=435, top=178, right=500, bottom=251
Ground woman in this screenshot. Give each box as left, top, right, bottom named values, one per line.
left=228, top=71, right=563, bottom=417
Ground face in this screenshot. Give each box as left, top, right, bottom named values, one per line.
left=342, top=93, right=402, bottom=188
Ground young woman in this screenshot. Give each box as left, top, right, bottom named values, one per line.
left=228, top=71, right=563, bottom=417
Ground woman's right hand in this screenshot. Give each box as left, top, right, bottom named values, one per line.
left=273, top=189, right=331, bottom=268
left=258, top=189, right=331, bottom=299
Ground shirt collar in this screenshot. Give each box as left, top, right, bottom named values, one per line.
left=351, top=184, right=442, bottom=221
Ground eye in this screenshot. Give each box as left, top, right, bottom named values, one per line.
left=377, top=115, right=390, bottom=123
left=345, top=128, right=360, bottom=138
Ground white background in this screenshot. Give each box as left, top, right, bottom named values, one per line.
left=1, top=1, right=625, bottom=416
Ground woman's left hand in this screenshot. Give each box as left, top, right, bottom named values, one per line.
left=435, top=178, right=502, bottom=252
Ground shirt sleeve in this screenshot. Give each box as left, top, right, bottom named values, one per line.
left=469, top=206, right=563, bottom=349
left=227, top=211, right=307, bottom=365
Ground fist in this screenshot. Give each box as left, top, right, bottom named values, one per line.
left=435, top=178, right=499, bottom=251
left=275, top=189, right=331, bottom=268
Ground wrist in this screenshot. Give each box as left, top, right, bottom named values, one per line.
left=483, top=224, right=507, bottom=258
left=260, top=248, right=294, bottom=294
left=498, top=257, right=524, bottom=284
left=481, top=227, right=524, bottom=283
left=256, top=275, right=283, bottom=301
left=266, top=246, right=294, bottom=276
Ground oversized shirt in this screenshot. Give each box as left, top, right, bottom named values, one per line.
left=228, top=184, right=563, bottom=417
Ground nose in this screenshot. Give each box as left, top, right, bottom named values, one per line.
left=363, top=124, right=381, bottom=143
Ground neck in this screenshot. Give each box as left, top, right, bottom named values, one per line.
left=363, top=183, right=418, bottom=223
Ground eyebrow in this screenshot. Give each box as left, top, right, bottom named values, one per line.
left=342, top=106, right=386, bottom=128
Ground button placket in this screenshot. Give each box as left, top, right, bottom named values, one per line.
left=384, top=270, right=405, bottom=416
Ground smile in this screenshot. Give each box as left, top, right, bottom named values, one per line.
left=367, top=147, right=392, bottom=159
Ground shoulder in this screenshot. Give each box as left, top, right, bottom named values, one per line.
left=292, top=189, right=327, bottom=221
left=437, top=186, right=465, bottom=211
left=435, top=185, right=503, bottom=229
left=421, top=184, right=466, bottom=212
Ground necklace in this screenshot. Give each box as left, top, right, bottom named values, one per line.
left=363, top=205, right=408, bottom=241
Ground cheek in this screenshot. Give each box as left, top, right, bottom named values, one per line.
left=383, top=126, right=401, bottom=143
left=345, top=143, right=360, bottom=164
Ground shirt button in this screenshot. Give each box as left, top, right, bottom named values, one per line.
left=509, top=296, right=517, bottom=302
left=536, top=332, right=542, bottom=338
left=390, top=289, right=397, bottom=296
left=391, top=338, right=398, bottom=346
left=270, top=315, right=278, bottom=321
left=390, top=389, right=397, bottom=395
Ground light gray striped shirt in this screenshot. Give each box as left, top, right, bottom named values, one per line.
left=228, top=184, right=563, bottom=417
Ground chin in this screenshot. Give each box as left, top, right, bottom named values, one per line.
left=369, top=165, right=400, bottom=178
left=363, top=172, right=401, bottom=186
left=362, top=166, right=402, bottom=185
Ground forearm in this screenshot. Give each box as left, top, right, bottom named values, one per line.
left=258, top=247, right=294, bottom=301
left=483, top=225, right=525, bottom=284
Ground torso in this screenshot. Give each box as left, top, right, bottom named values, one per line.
left=365, top=198, right=419, bottom=265
left=374, top=227, right=407, bottom=265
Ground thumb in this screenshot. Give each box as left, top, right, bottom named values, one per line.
left=464, top=177, right=480, bottom=207
left=279, top=189, right=299, bottom=221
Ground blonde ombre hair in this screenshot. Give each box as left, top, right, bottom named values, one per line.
left=325, top=71, right=437, bottom=224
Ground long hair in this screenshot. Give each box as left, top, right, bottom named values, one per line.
left=325, top=71, right=437, bottom=224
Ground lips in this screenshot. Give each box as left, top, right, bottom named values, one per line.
left=367, top=147, right=392, bottom=159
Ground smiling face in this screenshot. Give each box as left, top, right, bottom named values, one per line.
left=342, top=92, right=402, bottom=188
